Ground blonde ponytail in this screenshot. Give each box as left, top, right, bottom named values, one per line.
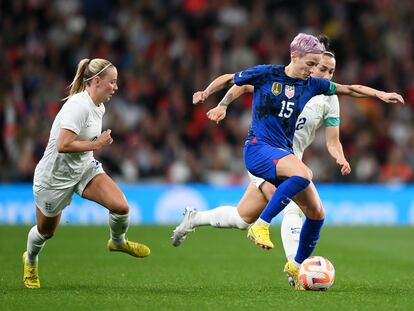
left=63, top=58, right=113, bottom=100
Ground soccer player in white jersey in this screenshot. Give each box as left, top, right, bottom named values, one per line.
left=22, top=58, right=150, bottom=289
left=171, top=39, right=400, bottom=287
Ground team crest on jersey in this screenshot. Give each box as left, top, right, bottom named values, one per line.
left=272, top=82, right=282, bottom=96
left=285, top=85, right=295, bottom=99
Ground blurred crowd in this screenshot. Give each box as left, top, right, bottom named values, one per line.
left=1, top=0, right=413, bottom=184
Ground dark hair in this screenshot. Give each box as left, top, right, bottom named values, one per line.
left=318, top=34, right=335, bottom=58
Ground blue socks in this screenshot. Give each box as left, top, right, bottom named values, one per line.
left=257, top=175, right=323, bottom=264
left=294, top=217, right=324, bottom=264
left=260, top=176, right=310, bottom=223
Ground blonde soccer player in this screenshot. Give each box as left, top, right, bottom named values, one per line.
left=23, top=58, right=150, bottom=289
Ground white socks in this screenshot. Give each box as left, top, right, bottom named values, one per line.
left=281, top=201, right=303, bottom=262
left=191, top=206, right=249, bottom=229
left=109, top=212, right=129, bottom=245
left=26, top=226, right=46, bottom=265
left=24, top=212, right=130, bottom=265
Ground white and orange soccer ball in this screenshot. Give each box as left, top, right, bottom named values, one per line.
left=298, top=256, right=335, bottom=291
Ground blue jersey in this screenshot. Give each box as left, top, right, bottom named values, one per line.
left=234, top=64, right=334, bottom=152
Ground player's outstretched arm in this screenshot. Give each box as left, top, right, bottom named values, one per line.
left=206, top=84, right=253, bottom=123
left=325, top=126, right=351, bottom=175
left=335, top=83, right=405, bottom=104
left=193, top=74, right=235, bottom=105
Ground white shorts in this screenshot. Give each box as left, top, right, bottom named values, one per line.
left=247, top=171, right=266, bottom=189
left=34, top=160, right=105, bottom=217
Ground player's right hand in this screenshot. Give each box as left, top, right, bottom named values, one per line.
left=337, top=158, right=351, bottom=175
left=206, top=106, right=227, bottom=124
left=193, top=91, right=208, bottom=104
left=378, top=92, right=405, bottom=105
left=96, top=129, right=113, bottom=148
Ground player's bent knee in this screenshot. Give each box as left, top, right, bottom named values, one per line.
left=307, top=207, right=325, bottom=220
left=308, top=168, right=313, bottom=180
left=295, top=166, right=313, bottom=180
left=110, top=204, right=129, bottom=215
left=317, top=208, right=325, bottom=219
left=302, top=168, right=313, bottom=181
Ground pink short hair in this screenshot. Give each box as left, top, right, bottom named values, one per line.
left=290, top=33, right=325, bottom=57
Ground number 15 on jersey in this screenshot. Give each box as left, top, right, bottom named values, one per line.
left=278, top=100, right=294, bottom=118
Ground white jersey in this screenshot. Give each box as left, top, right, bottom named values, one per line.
left=293, top=94, right=340, bottom=159
left=34, top=91, right=105, bottom=189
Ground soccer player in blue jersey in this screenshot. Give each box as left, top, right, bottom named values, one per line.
left=173, top=41, right=350, bottom=288
left=186, top=33, right=404, bottom=289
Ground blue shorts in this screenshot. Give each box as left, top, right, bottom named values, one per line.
left=244, top=138, right=292, bottom=185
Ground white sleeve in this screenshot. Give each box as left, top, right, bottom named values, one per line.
left=325, top=95, right=340, bottom=119
left=60, top=99, right=89, bottom=135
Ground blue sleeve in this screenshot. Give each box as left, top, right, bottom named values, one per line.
left=309, top=77, right=333, bottom=96
left=234, top=65, right=272, bottom=87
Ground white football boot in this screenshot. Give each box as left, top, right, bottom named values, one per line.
left=171, top=207, right=197, bottom=247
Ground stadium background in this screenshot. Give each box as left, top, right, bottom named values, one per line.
left=1, top=2, right=414, bottom=310
left=0, top=0, right=413, bottom=225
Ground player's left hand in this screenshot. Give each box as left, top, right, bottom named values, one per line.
left=378, top=92, right=405, bottom=105
left=193, top=91, right=208, bottom=104
left=206, top=105, right=227, bottom=124
left=337, top=158, right=351, bottom=175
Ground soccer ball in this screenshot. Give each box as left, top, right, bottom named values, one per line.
left=298, top=256, right=335, bottom=291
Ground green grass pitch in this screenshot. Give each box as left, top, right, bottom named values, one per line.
left=1, top=225, right=413, bottom=310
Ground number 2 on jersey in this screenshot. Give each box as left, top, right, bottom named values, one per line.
left=296, top=117, right=307, bottom=130
left=278, top=100, right=294, bottom=118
